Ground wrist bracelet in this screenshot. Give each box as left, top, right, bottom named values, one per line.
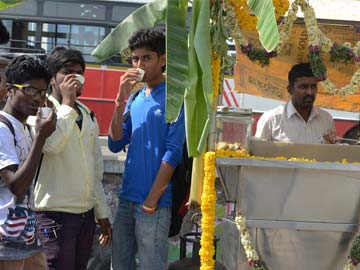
left=141, top=204, right=157, bottom=213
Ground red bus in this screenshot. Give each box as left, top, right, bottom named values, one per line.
left=0, top=0, right=147, bottom=134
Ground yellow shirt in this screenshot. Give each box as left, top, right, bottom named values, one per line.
left=32, top=96, right=109, bottom=219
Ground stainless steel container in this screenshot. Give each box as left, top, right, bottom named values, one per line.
left=216, top=158, right=360, bottom=270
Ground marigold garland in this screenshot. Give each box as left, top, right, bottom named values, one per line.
left=199, top=152, right=217, bottom=270
left=228, top=0, right=289, bottom=31
left=212, top=52, right=221, bottom=110
left=215, top=149, right=360, bottom=164
left=224, top=0, right=294, bottom=67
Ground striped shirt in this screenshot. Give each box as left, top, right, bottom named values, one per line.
left=255, top=101, right=335, bottom=144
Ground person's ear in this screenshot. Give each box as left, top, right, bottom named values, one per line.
left=50, top=77, right=56, bottom=88
left=287, top=85, right=293, bottom=95
left=159, top=54, right=166, bottom=69
left=6, top=84, right=15, bottom=98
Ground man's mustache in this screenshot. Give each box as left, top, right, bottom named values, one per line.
left=303, top=95, right=314, bottom=101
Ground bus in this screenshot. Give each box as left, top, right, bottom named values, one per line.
left=0, top=0, right=358, bottom=137
left=0, top=0, right=151, bottom=134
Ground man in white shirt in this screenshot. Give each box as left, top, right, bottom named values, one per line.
left=0, top=55, right=56, bottom=270
left=255, top=63, right=336, bottom=144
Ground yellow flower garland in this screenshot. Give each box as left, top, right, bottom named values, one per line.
left=212, top=52, right=221, bottom=110
left=200, top=152, right=217, bottom=270
left=228, top=0, right=289, bottom=31
left=224, top=0, right=297, bottom=53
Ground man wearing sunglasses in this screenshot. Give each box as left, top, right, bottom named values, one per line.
left=0, top=55, right=56, bottom=270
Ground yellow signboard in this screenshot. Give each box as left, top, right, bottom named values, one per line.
left=234, top=23, right=360, bottom=112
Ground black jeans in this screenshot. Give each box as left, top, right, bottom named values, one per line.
left=36, top=209, right=96, bottom=270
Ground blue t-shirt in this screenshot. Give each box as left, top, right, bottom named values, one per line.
left=108, top=82, right=185, bottom=207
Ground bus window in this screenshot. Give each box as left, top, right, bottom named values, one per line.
left=42, top=23, right=105, bottom=62
left=112, top=5, right=138, bottom=22
left=0, top=19, right=41, bottom=53
left=44, top=2, right=106, bottom=21
left=70, top=25, right=105, bottom=57
left=42, top=23, right=70, bottom=51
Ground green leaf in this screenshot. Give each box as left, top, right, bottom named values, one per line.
left=165, top=0, right=189, bottom=122
left=247, top=0, right=279, bottom=52
left=185, top=0, right=212, bottom=157
left=91, top=0, right=167, bottom=62
left=0, top=0, right=26, bottom=10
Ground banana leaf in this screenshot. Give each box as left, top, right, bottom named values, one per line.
left=0, top=0, right=26, bottom=10
left=165, top=0, right=188, bottom=122
left=247, top=0, right=279, bottom=52
left=185, top=0, right=212, bottom=157
left=91, top=0, right=167, bottom=62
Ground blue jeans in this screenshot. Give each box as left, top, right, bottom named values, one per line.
left=112, top=198, right=171, bottom=270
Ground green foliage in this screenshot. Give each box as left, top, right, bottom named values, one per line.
left=308, top=51, right=327, bottom=81
left=0, top=0, right=25, bottom=10
left=350, top=236, right=360, bottom=262
left=246, top=0, right=279, bottom=52
left=247, top=48, right=270, bottom=67
left=210, top=0, right=228, bottom=58
left=166, top=0, right=189, bottom=122
left=330, top=44, right=355, bottom=64
left=185, top=0, right=212, bottom=156
left=91, top=0, right=167, bottom=62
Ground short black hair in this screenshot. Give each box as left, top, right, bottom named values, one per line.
left=128, top=28, right=165, bottom=56
left=46, top=48, right=85, bottom=76
left=288, top=63, right=315, bottom=86
left=5, top=55, right=51, bottom=85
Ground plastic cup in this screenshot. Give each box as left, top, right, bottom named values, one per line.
left=41, top=107, right=52, bottom=118
left=75, top=74, right=85, bottom=84
left=136, top=68, right=145, bottom=81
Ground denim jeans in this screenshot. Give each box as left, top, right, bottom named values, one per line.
left=112, top=198, right=171, bottom=270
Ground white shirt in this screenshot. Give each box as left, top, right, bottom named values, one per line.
left=0, top=111, right=32, bottom=223
left=255, top=101, right=335, bottom=144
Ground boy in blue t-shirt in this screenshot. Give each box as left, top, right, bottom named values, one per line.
left=108, top=28, right=185, bottom=270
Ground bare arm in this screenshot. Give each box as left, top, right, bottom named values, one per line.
left=143, top=161, right=175, bottom=209
left=1, top=110, right=56, bottom=197
left=143, top=107, right=186, bottom=210
left=108, top=70, right=139, bottom=140
left=108, top=103, right=126, bottom=140
left=42, top=74, right=79, bottom=153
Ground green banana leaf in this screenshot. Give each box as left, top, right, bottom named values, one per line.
left=247, top=0, right=279, bottom=52
left=0, top=0, right=26, bottom=10
left=91, top=0, right=167, bottom=62
left=185, top=0, right=212, bottom=157
left=165, top=0, right=188, bottom=122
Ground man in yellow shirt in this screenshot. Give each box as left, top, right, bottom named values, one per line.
left=33, top=48, right=111, bottom=270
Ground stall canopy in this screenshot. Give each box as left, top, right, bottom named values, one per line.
left=234, top=0, right=360, bottom=112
